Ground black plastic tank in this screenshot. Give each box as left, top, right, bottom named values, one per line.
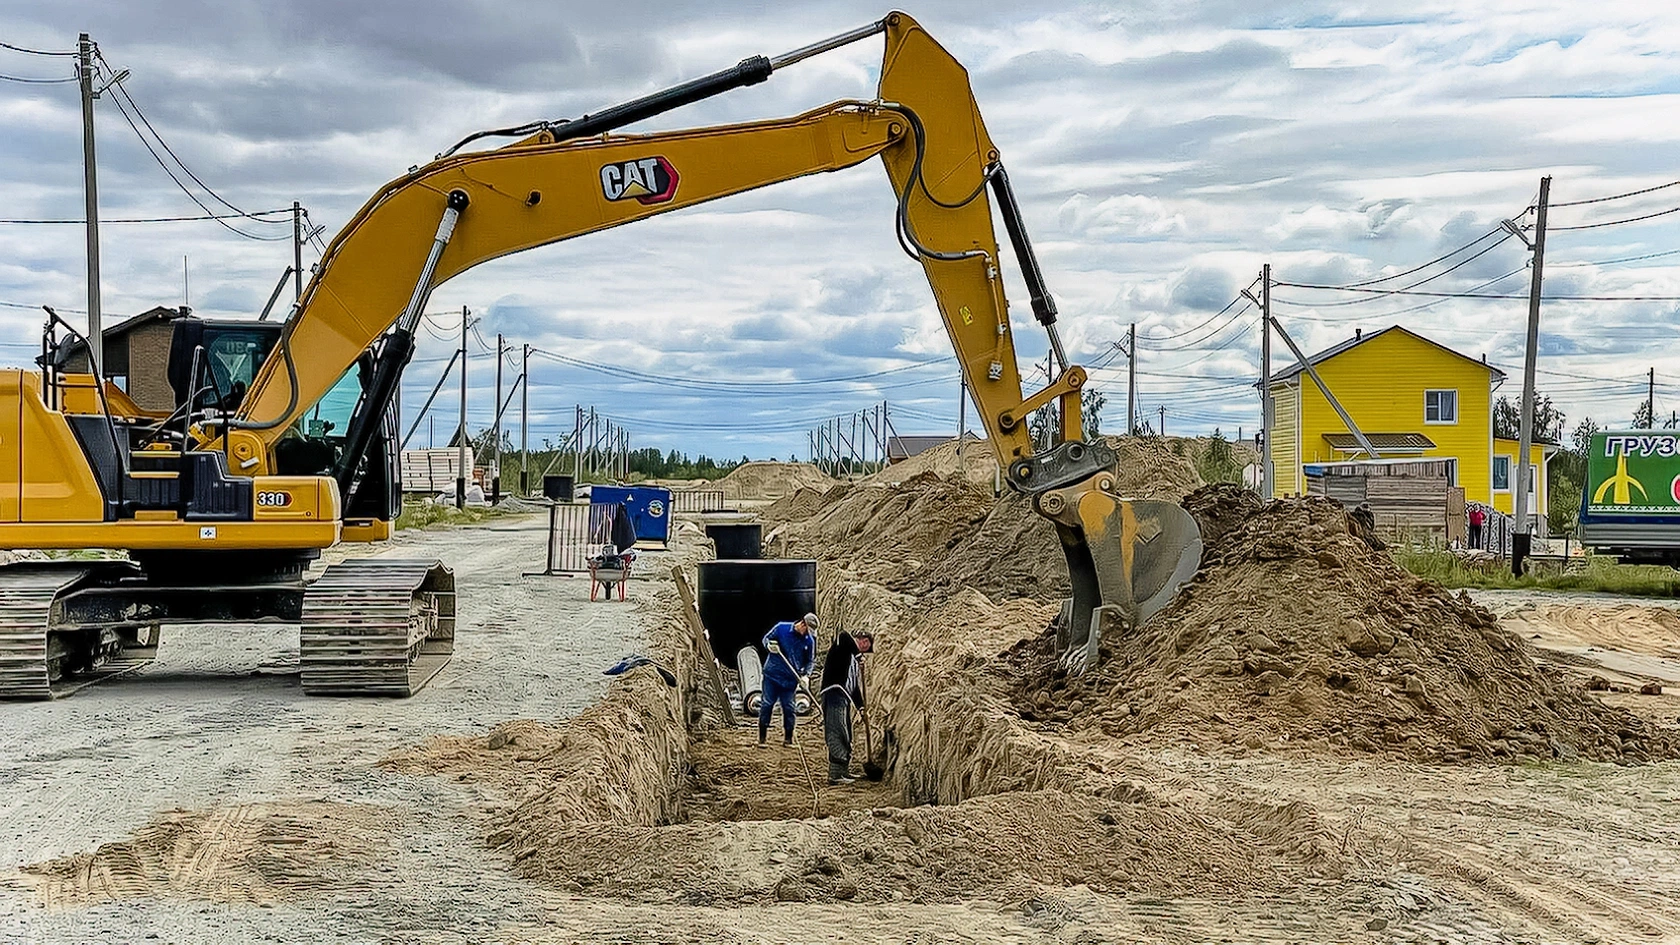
left=705, top=523, right=763, bottom=560
left=697, top=559, right=816, bottom=670
left=543, top=474, right=575, bottom=501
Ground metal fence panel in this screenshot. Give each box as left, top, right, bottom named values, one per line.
left=672, top=489, right=726, bottom=513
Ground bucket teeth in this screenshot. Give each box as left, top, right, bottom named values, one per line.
left=300, top=558, right=455, bottom=697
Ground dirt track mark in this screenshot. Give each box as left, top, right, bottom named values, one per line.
left=14, top=801, right=389, bottom=908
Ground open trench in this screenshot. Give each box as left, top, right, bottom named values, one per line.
left=382, top=548, right=1343, bottom=912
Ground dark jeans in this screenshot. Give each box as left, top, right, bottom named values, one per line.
left=823, top=689, right=852, bottom=781
left=759, top=674, right=797, bottom=742
left=1469, top=523, right=1483, bottom=549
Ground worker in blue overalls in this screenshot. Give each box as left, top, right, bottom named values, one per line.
left=759, top=612, right=817, bottom=747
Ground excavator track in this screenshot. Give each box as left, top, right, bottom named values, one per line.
left=0, top=563, right=160, bottom=700
left=300, top=558, right=455, bottom=697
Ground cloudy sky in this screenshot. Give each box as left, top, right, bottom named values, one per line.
left=2, top=1, right=1678, bottom=459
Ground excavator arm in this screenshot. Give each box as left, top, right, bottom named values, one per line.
left=223, top=11, right=1200, bottom=668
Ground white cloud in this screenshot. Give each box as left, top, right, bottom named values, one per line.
left=0, top=0, right=1677, bottom=452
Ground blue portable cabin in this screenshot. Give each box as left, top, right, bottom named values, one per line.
left=589, top=485, right=673, bottom=547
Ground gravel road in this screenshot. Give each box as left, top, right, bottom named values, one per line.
left=0, top=514, right=640, bottom=944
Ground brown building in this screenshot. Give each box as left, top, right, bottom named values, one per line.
left=62, top=306, right=189, bottom=412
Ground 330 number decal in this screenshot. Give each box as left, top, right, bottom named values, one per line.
left=257, top=491, right=293, bottom=508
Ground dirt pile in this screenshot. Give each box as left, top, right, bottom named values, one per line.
left=769, top=475, right=994, bottom=586
left=905, top=491, right=1068, bottom=603
left=766, top=442, right=1209, bottom=605
left=1182, top=481, right=1265, bottom=562
left=1001, top=491, right=1680, bottom=764
left=761, top=485, right=832, bottom=524
left=718, top=462, right=835, bottom=500
left=865, top=436, right=999, bottom=488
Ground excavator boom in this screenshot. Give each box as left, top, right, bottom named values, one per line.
left=0, top=11, right=1200, bottom=699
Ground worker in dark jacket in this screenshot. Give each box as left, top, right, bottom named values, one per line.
left=759, top=612, right=818, bottom=747
left=819, top=630, right=873, bottom=784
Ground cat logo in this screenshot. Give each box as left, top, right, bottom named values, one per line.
left=599, top=156, right=679, bottom=205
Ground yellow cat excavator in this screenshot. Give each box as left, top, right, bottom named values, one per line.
left=0, top=11, right=1200, bottom=699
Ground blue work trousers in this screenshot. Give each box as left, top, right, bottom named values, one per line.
left=759, top=674, right=798, bottom=743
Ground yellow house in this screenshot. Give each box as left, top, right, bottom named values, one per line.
left=1267, top=326, right=1551, bottom=528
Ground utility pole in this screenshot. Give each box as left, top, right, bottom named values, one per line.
left=292, top=201, right=304, bottom=301
left=491, top=332, right=504, bottom=504
left=1648, top=368, right=1656, bottom=429
left=1126, top=322, right=1136, bottom=436
left=77, top=33, right=103, bottom=372
left=1260, top=265, right=1273, bottom=498
left=456, top=306, right=469, bottom=509
left=1159, top=405, right=1166, bottom=437
left=958, top=380, right=967, bottom=476
left=520, top=344, right=530, bottom=495
left=1513, top=175, right=1550, bottom=576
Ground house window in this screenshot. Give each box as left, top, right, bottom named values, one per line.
left=1425, top=389, right=1457, bottom=424
left=1492, top=455, right=1511, bottom=491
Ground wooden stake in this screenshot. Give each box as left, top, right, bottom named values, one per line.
left=672, top=566, right=737, bottom=726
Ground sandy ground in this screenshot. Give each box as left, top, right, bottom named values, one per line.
left=5, top=515, right=1680, bottom=943
left=0, top=515, right=640, bottom=944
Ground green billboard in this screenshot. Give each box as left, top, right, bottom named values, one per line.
left=1586, top=432, right=1680, bottom=515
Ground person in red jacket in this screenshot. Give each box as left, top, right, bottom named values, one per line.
left=1468, top=506, right=1486, bottom=549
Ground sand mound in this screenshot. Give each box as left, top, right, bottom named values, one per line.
left=1000, top=491, right=1680, bottom=764
left=717, top=462, right=835, bottom=500
left=767, top=441, right=1208, bottom=605
left=761, top=486, right=829, bottom=524
left=1107, top=436, right=1205, bottom=499
left=770, top=475, right=994, bottom=586
left=864, top=436, right=999, bottom=488
left=904, top=491, right=1068, bottom=603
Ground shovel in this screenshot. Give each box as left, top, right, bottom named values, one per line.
left=856, top=662, right=885, bottom=782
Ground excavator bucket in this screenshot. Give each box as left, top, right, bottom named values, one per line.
left=1052, top=493, right=1203, bottom=674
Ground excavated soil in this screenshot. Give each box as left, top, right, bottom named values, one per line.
left=717, top=461, right=835, bottom=500
left=865, top=436, right=1000, bottom=488
left=770, top=474, right=996, bottom=587
left=999, top=490, right=1680, bottom=764
left=385, top=562, right=1330, bottom=907
left=765, top=437, right=1212, bottom=605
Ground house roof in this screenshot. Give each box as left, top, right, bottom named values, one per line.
left=1269, top=325, right=1505, bottom=385
left=58, top=305, right=189, bottom=363
left=885, top=432, right=982, bottom=461
left=1323, top=432, right=1437, bottom=452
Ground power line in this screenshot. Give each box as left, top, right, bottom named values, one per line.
left=1551, top=179, right=1680, bottom=208
left=529, top=346, right=954, bottom=391
left=0, top=41, right=76, bottom=56
left=1271, top=231, right=1519, bottom=308
left=94, top=51, right=281, bottom=225
left=1273, top=282, right=1680, bottom=302
left=0, top=71, right=76, bottom=84
left=1275, top=266, right=1528, bottom=323
left=1138, top=287, right=1255, bottom=352
left=1551, top=248, right=1680, bottom=268
left=98, top=82, right=292, bottom=242
left=1137, top=275, right=1260, bottom=345
left=0, top=209, right=293, bottom=224
left=1550, top=203, right=1680, bottom=231
left=1332, top=226, right=1506, bottom=288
